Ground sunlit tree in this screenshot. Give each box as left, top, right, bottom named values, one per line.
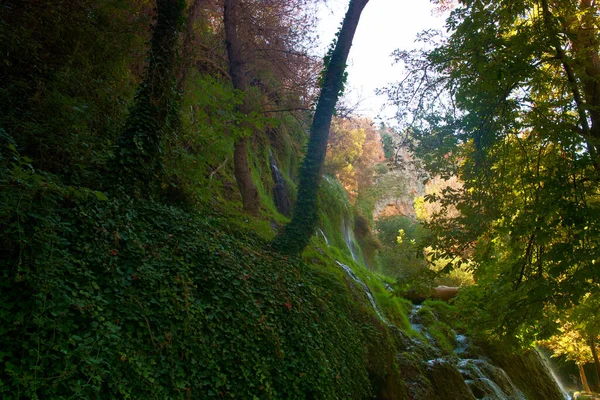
left=386, top=0, right=600, bottom=341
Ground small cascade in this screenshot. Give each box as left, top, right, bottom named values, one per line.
left=457, top=359, right=526, bottom=400
left=455, top=334, right=469, bottom=356
left=341, top=216, right=360, bottom=263
left=269, top=151, right=290, bottom=216
left=409, top=305, right=425, bottom=334
left=537, top=349, right=572, bottom=400
left=336, top=261, right=388, bottom=324
left=316, top=228, right=329, bottom=246
left=410, top=304, right=527, bottom=400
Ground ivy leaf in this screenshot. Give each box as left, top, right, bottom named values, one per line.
left=94, top=191, right=108, bottom=201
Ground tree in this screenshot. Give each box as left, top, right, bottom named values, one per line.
left=386, top=0, right=600, bottom=341
left=114, top=0, right=185, bottom=189
left=222, top=0, right=322, bottom=213
left=274, top=0, right=370, bottom=254
left=224, top=0, right=260, bottom=213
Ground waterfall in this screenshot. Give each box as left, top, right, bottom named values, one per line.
left=269, top=151, right=290, bottom=216
left=336, top=261, right=389, bottom=325
left=457, top=358, right=526, bottom=400
left=341, top=215, right=361, bottom=264
left=536, top=349, right=572, bottom=400
left=409, top=305, right=528, bottom=400
left=316, top=228, right=329, bottom=246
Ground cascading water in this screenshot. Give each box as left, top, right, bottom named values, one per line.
left=409, top=305, right=528, bottom=400
left=269, top=151, right=290, bottom=216
left=537, top=349, right=572, bottom=400
left=316, top=228, right=329, bottom=246
left=341, top=215, right=361, bottom=263
left=457, top=358, right=526, bottom=400
left=336, top=261, right=389, bottom=325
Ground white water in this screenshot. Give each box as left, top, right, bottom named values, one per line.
left=536, top=349, right=572, bottom=400
left=336, top=261, right=389, bottom=324
left=409, top=305, right=527, bottom=400
left=341, top=216, right=360, bottom=263
left=457, top=358, right=526, bottom=400
left=316, top=228, right=329, bottom=245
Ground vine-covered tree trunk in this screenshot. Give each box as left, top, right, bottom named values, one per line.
left=114, top=0, right=184, bottom=189
left=273, top=0, right=369, bottom=254
left=224, top=0, right=260, bottom=214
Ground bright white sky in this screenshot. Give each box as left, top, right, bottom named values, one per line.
left=316, top=0, right=447, bottom=123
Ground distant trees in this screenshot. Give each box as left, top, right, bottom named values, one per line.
left=386, top=0, right=600, bottom=343
left=274, top=0, right=370, bottom=254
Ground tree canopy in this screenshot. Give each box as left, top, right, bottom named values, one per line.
left=386, top=0, right=600, bottom=344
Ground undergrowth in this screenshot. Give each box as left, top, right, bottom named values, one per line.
left=0, top=136, right=380, bottom=399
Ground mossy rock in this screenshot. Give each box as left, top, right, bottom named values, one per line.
left=426, top=358, right=475, bottom=400
left=480, top=342, right=566, bottom=400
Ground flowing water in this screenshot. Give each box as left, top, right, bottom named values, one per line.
left=409, top=305, right=528, bottom=400
left=336, top=261, right=389, bottom=325
left=269, top=151, right=290, bottom=216
left=537, top=349, right=572, bottom=400
left=316, top=228, right=329, bottom=246
left=341, top=216, right=361, bottom=263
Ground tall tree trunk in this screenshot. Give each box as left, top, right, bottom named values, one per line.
left=273, top=0, right=370, bottom=254
left=578, top=363, right=591, bottom=392
left=115, top=0, right=184, bottom=189
left=591, top=335, right=600, bottom=390
left=224, top=0, right=260, bottom=214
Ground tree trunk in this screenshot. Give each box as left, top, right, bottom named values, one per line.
left=273, top=0, right=370, bottom=254
left=224, top=0, right=260, bottom=214
left=591, top=335, right=600, bottom=390
left=115, top=0, right=184, bottom=188
left=579, top=363, right=591, bottom=392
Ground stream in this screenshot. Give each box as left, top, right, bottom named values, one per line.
left=317, top=223, right=570, bottom=400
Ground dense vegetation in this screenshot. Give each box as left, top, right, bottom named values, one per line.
left=1, top=0, right=598, bottom=397
left=384, top=0, right=600, bottom=389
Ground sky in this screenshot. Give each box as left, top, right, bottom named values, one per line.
left=316, top=0, right=447, bottom=123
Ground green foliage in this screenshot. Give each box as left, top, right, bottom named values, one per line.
left=317, top=25, right=348, bottom=102
left=113, top=0, right=185, bottom=190
left=0, top=138, right=382, bottom=398
left=417, top=301, right=460, bottom=354
left=375, top=216, right=429, bottom=278
left=386, top=0, right=600, bottom=341
left=0, top=0, right=143, bottom=183
left=316, top=175, right=362, bottom=262
left=381, top=133, right=395, bottom=159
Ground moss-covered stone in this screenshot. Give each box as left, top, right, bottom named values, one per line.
left=426, top=358, right=476, bottom=400
left=485, top=346, right=566, bottom=400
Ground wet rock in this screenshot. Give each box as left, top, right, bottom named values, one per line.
left=426, top=358, right=476, bottom=400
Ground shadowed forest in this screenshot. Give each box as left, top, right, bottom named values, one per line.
left=1, top=0, right=599, bottom=398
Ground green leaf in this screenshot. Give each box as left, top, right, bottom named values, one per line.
left=94, top=191, right=109, bottom=201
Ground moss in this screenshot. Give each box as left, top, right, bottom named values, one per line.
left=425, top=359, right=475, bottom=400
left=418, top=302, right=459, bottom=355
